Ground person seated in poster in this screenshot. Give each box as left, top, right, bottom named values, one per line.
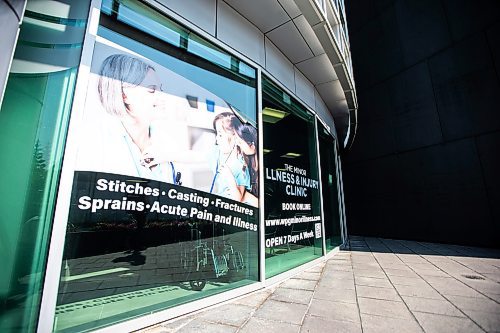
left=210, top=112, right=258, bottom=207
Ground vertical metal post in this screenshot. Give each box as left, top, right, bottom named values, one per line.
left=314, top=117, right=327, bottom=256
left=337, top=150, right=348, bottom=246
left=257, top=67, right=265, bottom=283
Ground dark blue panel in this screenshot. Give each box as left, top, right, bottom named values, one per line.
left=429, top=35, right=500, bottom=140
left=476, top=131, right=500, bottom=241
left=486, top=22, right=500, bottom=83
left=349, top=4, right=404, bottom=88
left=395, top=0, right=451, bottom=67
left=345, top=117, right=395, bottom=162
left=442, top=0, right=500, bottom=42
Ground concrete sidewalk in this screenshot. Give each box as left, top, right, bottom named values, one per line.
left=141, top=237, right=500, bottom=333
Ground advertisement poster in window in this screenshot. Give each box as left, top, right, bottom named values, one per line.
left=56, top=38, right=259, bottom=327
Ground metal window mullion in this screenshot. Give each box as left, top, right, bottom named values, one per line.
left=334, top=143, right=345, bottom=245
left=337, top=152, right=348, bottom=246
left=257, top=67, right=266, bottom=283
left=314, top=117, right=327, bottom=256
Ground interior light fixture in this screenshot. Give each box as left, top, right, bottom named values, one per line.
left=262, top=107, right=288, bottom=123
left=280, top=152, right=302, bottom=158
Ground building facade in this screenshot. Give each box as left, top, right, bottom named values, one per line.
left=0, top=0, right=357, bottom=332
left=343, top=0, right=500, bottom=248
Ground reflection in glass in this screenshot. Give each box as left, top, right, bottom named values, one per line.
left=100, top=0, right=257, bottom=124
left=0, top=1, right=90, bottom=332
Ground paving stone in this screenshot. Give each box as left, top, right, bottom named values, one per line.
left=412, top=268, right=450, bottom=277
left=280, top=278, right=317, bottom=291
left=388, top=275, right=427, bottom=286
left=433, top=262, right=476, bottom=275
left=425, top=277, right=483, bottom=297
left=326, top=265, right=354, bottom=272
left=459, top=278, right=500, bottom=295
left=461, top=308, right=500, bottom=332
left=352, top=263, right=381, bottom=270
left=352, top=268, right=387, bottom=279
left=384, top=268, right=419, bottom=278
left=357, top=297, right=412, bottom=319
left=271, top=288, right=314, bottom=305
left=308, top=299, right=360, bottom=323
left=294, top=271, right=322, bottom=281
left=305, top=265, right=325, bottom=273
left=397, top=255, right=428, bottom=264
left=360, top=313, right=424, bottom=333
left=393, top=283, right=444, bottom=300
left=372, top=253, right=400, bottom=261
left=446, top=294, right=500, bottom=313
left=405, top=263, right=437, bottom=271
left=355, top=276, right=393, bottom=289
left=158, top=316, right=193, bottom=331
left=465, top=263, right=500, bottom=274
left=239, top=317, right=300, bottom=333
left=356, top=285, right=401, bottom=301
left=413, top=311, right=484, bottom=333
left=322, top=270, right=354, bottom=280
left=377, top=263, right=409, bottom=271
left=402, top=296, right=464, bottom=317
left=314, top=285, right=357, bottom=303
left=301, top=315, right=362, bottom=333
left=351, top=254, right=376, bottom=261
left=175, top=318, right=237, bottom=332
left=484, top=292, right=500, bottom=303
left=317, top=277, right=355, bottom=291
left=421, top=255, right=451, bottom=263
left=233, top=291, right=271, bottom=307
left=254, top=300, right=308, bottom=325
left=196, top=303, right=254, bottom=326
left=142, top=326, right=169, bottom=333
left=482, top=273, right=500, bottom=283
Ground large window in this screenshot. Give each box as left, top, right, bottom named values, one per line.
left=0, top=1, right=91, bottom=332
left=262, top=77, right=323, bottom=278
left=54, top=1, right=259, bottom=331
left=318, top=120, right=342, bottom=252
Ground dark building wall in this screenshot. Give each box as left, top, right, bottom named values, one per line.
left=343, top=0, right=500, bottom=247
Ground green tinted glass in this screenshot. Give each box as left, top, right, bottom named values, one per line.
left=0, top=2, right=90, bottom=332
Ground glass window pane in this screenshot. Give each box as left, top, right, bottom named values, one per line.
left=0, top=2, right=90, bottom=332
left=262, top=77, right=323, bottom=278
left=100, top=0, right=256, bottom=124
left=54, top=2, right=259, bottom=331
left=317, top=121, right=342, bottom=252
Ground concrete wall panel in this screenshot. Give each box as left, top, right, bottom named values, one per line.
left=157, top=0, right=216, bottom=36
left=216, top=1, right=265, bottom=66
